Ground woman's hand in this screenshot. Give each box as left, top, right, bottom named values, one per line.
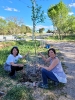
left=25, top=51, right=30, bottom=57
left=38, top=52, right=42, bottom=56
left=37, top=64, right=43, bottom=68
left=36, top=64, right=49, bottom=70
left=22, top=52, right=29, bottom=59
left=18, top=64, right=24, bottom=67
left=38, top=52, right=47, bottom=62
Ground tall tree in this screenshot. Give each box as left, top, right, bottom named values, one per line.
left=6, top=16, right=23, bottom=34
left=20, top=25, right=26, bottom=34
left=67, top=15, right=75, bottom=34
left=48, top=1, right=70, bottom=39
left=0, top=18, right=7, bottom=35
left=7, top=21, right=16, bottom=34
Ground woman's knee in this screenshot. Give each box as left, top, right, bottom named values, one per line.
left=16, top=67, right=23, bottom=71
left=20, top=67, right=23, bottom=70
left=11, top=66, right=15, bottom=70
left=41, top=68, right=47, bottom=73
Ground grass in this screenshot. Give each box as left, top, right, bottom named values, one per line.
left=45, top=34, right=75, bottom=42
left=0, top=40, right=47, bottom=100
left=3, top=85, right=34, bottom=100
left=0, top=40, right=67, bottom=100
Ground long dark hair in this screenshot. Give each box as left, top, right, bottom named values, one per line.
left=10, top=46, right=19, bottom=56
left=48, top=48, right=56, bottom=57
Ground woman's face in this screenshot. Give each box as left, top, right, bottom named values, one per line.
left=49, top=50, right=55, bottom=58
left=12, top=48, right=18, bottom=56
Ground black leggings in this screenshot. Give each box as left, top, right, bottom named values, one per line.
left=9, top=65, right=23, bottom=76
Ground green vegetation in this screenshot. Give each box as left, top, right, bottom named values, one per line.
left=0, top=17, right=32, bottom=35
left=0, top=40, right=47, bottom=100
left=0, top=40, right=66, bottom=100
left=46, top=34, right=75, bottom=41
left=3, top=86, right=34, bottom=100
left=0, top=1, right=75, bottom=41
left=0, top=40, right=46, bottom=75
left=48, top=1, right=75, bottom=40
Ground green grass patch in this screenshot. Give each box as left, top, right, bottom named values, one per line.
left=3, top=85, right=34, bottom=100
left=0, top=40, right=67, bottom=100
left=45, top=34, right=75, bottom=42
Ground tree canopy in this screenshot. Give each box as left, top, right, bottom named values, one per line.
left=47, top=1, right=72, bottom=39
left=0, top=17, right=32, bottom=35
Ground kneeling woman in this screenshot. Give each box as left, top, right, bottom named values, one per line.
left=38, top=48, right=67, bottom=88
left=4, top=46, right=27, bottom=78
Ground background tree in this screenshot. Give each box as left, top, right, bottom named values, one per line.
left=7, top=21, right=16, bottom=34
left=39, top=28, right=45, bottom=33
left=66, top=15, right=75, bottom=34
left=26, top=26, right=32, bottom=33
left=46, top=29, right=52, bottom=33
left=20, top=25, right=26, bottom=34
left=47, top=1, right=70, bottom=39
left=6, top=16, right=23, bottom=34
left=0, top=18, right=7, bottom=35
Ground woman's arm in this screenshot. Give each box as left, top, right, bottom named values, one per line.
left=38, top=52, right=50, bottom=62
left=21, top=53, right=29, bottom=59
left=38, top=58, right=59, bottom=71
left=10, top=62, right=24, bottom=67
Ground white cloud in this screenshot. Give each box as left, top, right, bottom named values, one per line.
left=3, top=6, right=20, bottom=12
left=9, top=1, right=12, bottom=3
left=69, top=3, right=75, bottom=7
left=27, top=25, right=54, bottom=30
left=0, top=16, right=5, bottom=19
left=13, top=8, right=19, bottom=12
left=44, top=13, right=47, bottom=15
left=68, top=12, right=74, bottom=15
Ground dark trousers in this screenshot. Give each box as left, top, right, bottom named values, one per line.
left=9, top=65, right=23, bottom=76
left=41, top=68, right=59, bottom=85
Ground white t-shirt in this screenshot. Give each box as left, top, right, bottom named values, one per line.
left=4, top=54, right=22, bottom=71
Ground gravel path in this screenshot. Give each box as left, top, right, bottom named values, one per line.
left=49, top=41, right=75, bottom=100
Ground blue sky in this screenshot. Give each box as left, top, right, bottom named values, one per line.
left=0, top=0, right=75, bottom=31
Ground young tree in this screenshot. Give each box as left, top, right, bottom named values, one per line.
left=31, top=0, right=45, bottom=39
left=30, top=0, right=45, bottom=55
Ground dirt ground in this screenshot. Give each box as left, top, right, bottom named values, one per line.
left=30, top=41, right=75, bottom=100
left=48, top=41, right=75, bottom=100
left=19, top=41, right=75, bottom=100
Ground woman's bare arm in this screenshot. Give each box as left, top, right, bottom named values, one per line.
left=38, top=58, right=59, bottom=71
left=10, top=62, right=24, bottom=67
left=38, top=53, right=51, bottom=62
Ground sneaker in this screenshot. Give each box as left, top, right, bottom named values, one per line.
left=10, top=74, right=16, bottom=79
left=38, top=82, right=48, bottom=89
left=0, top=91, right=4, bottom=96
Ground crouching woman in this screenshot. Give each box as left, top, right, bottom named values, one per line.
left=4, top=46, right=27, bottom=78
left=38, top=48, right=67, bottom=88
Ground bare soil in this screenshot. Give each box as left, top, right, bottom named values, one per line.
left=48, top=41, right=75, bottom=100
left=19, top=41, right=75, bottom=100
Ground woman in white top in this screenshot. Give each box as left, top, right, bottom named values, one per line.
left=4, top=46, right=27, bottom=78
